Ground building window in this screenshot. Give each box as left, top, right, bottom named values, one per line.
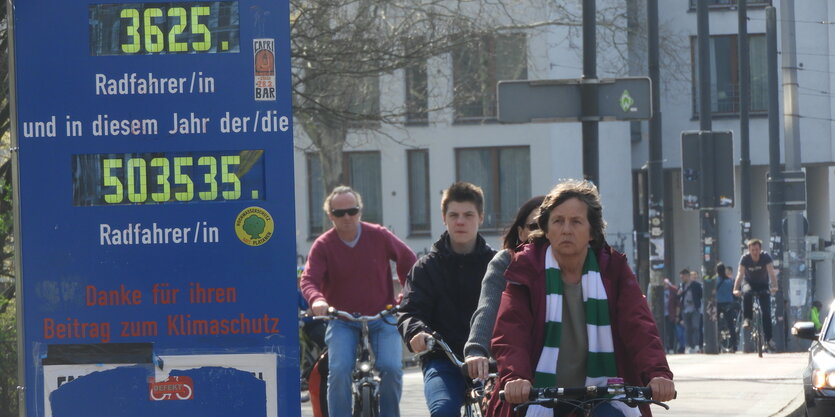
left=347, top=75, right=381, bottom=128
left=307, top=151, right=383, bottom=236
left=405, top=47, right=429, bottom=125
left=455, top=146, right=531, bottom=231
left=689, top=0, right=770, bottom=9
left=407, top=150, right=431, bottom=235
left=691, top=34, right=767, bottom=116
left=453, top=33, right=527, bottom=122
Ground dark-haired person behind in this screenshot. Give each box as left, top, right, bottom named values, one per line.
left=398, top=182, right=497, bottom=417
left=489, top=180, right=674, bottom=417
left=463, top=195, right=545, bottom=380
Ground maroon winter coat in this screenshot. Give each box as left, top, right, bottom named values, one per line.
left=488, top=241, right=673, bottom=417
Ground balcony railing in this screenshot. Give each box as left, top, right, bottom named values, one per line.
left=691, top=82, right=768, bottom=116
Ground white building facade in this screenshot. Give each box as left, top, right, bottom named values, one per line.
left=293, top=0, right=835, bottom=306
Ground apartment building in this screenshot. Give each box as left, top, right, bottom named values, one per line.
left=293, top=0, right=835, bottom=304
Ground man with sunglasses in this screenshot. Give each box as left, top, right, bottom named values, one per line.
left=300, top=185, right=417, bottom=417
left=397, top=182, right=496, bottom=417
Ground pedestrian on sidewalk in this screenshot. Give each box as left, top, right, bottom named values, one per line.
left=464, top=195, right=545, bottom=380
left=679, top=268, right=702, bottom=353
left=811, top=300, right=823, bottom=332
left=490, top=179, right=675, bottom=417
left=300, top=186, right=417, bottom=417
left=398, top=182, right=496, bottom=417
left=663, top=278, right=680, bottom=354
left=714, top=262, right=739, bottom=352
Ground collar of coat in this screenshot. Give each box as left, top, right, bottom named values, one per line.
left=505, top=240, right=620, bottom=287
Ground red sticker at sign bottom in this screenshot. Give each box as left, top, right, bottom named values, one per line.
left=149, top=375, right=194, bottom=401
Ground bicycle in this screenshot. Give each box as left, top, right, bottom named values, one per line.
left=417, top=332, right=498, bottom=417
left=745, top=289, right=770, bottom=358
left=717, top=302, right=740, bottom=353
left=499, top=380, right=673, bottom=417
left=307, top=305, right=399, bottom=417
left=299, top=311, right=327, bottom=407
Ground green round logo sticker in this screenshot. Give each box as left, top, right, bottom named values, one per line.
left=235, top=206, right=274, bottom=246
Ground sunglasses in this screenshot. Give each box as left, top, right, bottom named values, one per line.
left=331, top=207, right=360, bottom=217
left=525, top=222, right=539, bottom=231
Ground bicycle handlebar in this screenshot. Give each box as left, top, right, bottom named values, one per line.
left=499, top=384, right=674, bottom=412
left=499, top=386, right=653, bottom=401
left=416, top=332, right=498, bottom=378
left=304, top=305, right=399, bottom=323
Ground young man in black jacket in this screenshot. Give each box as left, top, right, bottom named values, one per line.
left=398, top=182, right=496, bottom=417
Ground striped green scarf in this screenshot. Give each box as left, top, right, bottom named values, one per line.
left=533, top=246, right=617, bottom=388
left=526, top=247, right=637, bottom=417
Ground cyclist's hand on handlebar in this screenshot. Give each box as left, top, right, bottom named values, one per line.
left=503, top=378, right=531, bottom=404
left=410, top=331, right=433, bottom=353
left=770, top=287, right=778, bottom=295
left=648, top=377, right=676, bottom=402
left=311, top=300, right=330, bottom=316
left=465, top=355, right=490, bottom=380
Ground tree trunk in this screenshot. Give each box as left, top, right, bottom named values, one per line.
left=299, top=116, right=347, bottom=196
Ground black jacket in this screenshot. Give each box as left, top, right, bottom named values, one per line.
left=397, top=232, right=496, bottom=362
left=679, top=280, right=703, bottom=320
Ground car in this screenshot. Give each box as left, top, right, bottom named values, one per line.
left=792, top=300, right=835, bottom=417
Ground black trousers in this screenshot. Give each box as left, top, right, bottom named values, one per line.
left=718, top=302, right=739, bottom=349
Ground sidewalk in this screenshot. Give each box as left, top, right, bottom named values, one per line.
left=663, top=351, right=806, bottom=417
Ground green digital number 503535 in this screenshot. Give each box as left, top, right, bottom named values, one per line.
left=102, top=155, right=241, bottom=203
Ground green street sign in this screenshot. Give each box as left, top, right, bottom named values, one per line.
left=497, top=76, right=652, bottom=123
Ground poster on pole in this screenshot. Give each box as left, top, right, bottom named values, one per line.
left=9, top=0, right=297, bottom=416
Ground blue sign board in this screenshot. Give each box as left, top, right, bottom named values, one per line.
left=9, top=0, right=297, bottom=416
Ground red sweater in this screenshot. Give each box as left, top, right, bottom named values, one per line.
left=488, top=241, right=672, bottom=417
left=300, top=222, right=417, bottom=316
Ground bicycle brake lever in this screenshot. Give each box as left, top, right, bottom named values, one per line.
left=649, top=400, right=670, bottom=410
left=513, top=399, right=556, bottom=413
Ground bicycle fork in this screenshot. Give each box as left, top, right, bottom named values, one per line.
left=352, top=320, right=381, bottom=416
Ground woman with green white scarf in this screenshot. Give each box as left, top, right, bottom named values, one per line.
left=487, top=180, right=675, bottom=417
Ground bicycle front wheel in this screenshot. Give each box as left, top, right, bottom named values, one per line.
left=357, top=385, right=378, bottom=417
left=754, top=312, right=764, bottom=358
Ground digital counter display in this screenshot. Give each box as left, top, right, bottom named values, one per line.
left=89, top=2, right=240, bottom=56
left=72, top=150, right=264, bottom=206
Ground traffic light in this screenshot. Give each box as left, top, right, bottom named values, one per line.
left=681, top=131, right=735, bottom=210
left=767, top=170, right=806, bottom=212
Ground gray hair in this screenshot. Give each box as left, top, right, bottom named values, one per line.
left=323, top=185, right=363, bottom=213
left=531, top=179, right=607, bottom=251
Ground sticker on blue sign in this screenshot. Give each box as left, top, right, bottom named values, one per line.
left=44, top=353, right=278, bottom=417
left=254, top=39, right=276, bottom=101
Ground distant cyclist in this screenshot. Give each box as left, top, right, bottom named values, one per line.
left=733, top=238, right=779, bottom=351
left=300, top=186, right=417, bottom=417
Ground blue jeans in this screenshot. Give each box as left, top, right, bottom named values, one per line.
left=675, top=323, right=686, bottom=353
left=421, top=358, right=465, bottom=417
left=326, top=318, right=403, bottom=417
left=683, top=311, right=701, bottom=349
